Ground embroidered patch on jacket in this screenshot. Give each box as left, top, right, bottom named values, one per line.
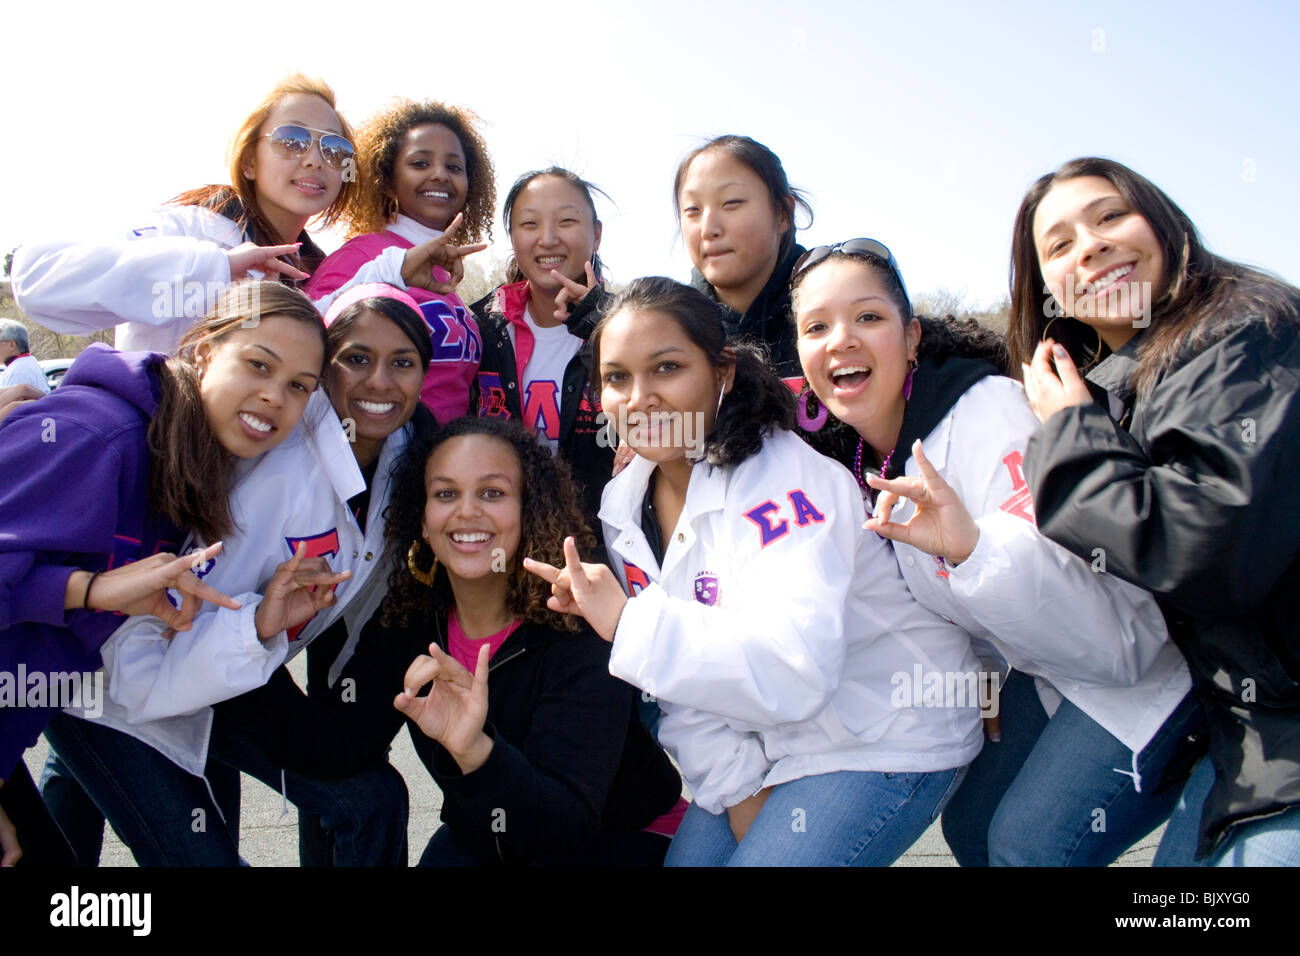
left=693, top=571, right=719, bottom=606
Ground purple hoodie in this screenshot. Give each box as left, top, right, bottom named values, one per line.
left=0, top=344, right=183, bottom=777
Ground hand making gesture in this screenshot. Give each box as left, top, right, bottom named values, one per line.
left=400, top=212, right=488, bottom=294
left=394, top=643, right=493, bottom=774
left=864, top=439, right=981, bottom=566
left=523, top=536, right=627, bottom=642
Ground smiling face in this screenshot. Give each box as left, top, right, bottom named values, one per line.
left=243, top=92, right=347, bottom=242
left=325, top=308, right=425, bottom=466
left=508, top=175, right=602, bottom=294
left=678, top=148, right=789, bottom=313
left=392, top=123, right=469, bottom=231
left=197, top=315, right=324, bottom=459
left=597, top=307, right=732, bottom=467
left=421, top=434, right=523, bottom=586
left=1032, top=175, right=1165, bottom=350
left=795, top=258, right=920, bottom=452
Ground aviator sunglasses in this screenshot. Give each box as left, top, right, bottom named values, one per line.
left=262, top=125, right=355, bottom=171
left=793, top=238, right=910, bottom=308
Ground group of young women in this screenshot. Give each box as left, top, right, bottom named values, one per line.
left=1, top=73, right=1296, bottom=868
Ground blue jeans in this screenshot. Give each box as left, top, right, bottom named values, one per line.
left=44, top=712, right=408, bottom=866
left=43, top=713, right=244, bottom=866
left=941, top=669, right=1204, bottom=866
left=1155, top=755, right=1300, bottom=866
left=664, top=766, right=967, bottom=867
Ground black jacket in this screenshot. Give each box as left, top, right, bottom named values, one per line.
left=690, top=242, right=806, bottom=380
left=1024, top=313, right=1300, bottom=857
left=470, top=281, right=614, bottom=541
left=215, top=612, right=681, bottom=866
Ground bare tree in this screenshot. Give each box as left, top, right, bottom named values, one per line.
left=0, top=281, right=112, bottom=360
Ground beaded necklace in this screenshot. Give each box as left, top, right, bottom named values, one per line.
left=853, top=438, right=894, bottom=500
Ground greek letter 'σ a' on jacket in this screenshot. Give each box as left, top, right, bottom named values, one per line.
left=601, top=427, right=984, bottom=814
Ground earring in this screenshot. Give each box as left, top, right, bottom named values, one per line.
left=903, top=359, right=917, bottom=401
left=407, top=539, right=439, bottom=587
left=715, top=384, right=727, bottom=419
left=797, top=388, right=829, bottom=432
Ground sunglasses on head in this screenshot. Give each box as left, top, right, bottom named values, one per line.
left=262, top=125, right=355, bottom=171
left=793, top=238, right=910, bottom=305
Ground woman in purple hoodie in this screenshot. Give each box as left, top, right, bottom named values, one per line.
left=0, top=280, right=337, bottom=865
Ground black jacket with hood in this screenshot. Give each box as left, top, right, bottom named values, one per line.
left=1024, top=311, right=1300, bottom=858
left=691, top=242, right=807, bottom=381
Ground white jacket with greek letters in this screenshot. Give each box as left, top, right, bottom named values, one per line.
left=62, top=391, right=405, bottom=775
left=600, top=427, right=983, bottom=814
left=11, top=206, right=245, bottom=354
left=880, top=374, right=1190, bottom=782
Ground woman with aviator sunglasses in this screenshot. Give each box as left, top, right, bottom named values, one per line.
left=792, top=239, right=1199, bottom=866
left=12, top=74, right=356, bottom=355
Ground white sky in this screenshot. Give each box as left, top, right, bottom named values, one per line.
left=2, top=0, right=1297, bottom=309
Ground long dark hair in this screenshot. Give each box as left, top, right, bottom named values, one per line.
left=381, top=416, right=597, bottom=633
left=150, top=281, right=327, bottom=543
left=591, top=277, right=795, bottom=468
left=1008, top=156, right=1300, bottom=397
left=673, top=135, right=813, bottom=263
left=502, top=167, right=610, bottom=284
left=790, top=249, right=1007, bottom=465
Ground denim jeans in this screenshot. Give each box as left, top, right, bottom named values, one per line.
left=940, top=669, right=1204, bottom=866
left=43, top=713, right=244, bottom=866
left=1154, top=755, right=1300, bottom=866
left=44, top=712, right=409, bottom=866
left=664, top=766, right=967, bottom=867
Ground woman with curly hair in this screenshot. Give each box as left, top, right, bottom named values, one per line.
left=306, top=99, right=495, bottom=424
left=13, top=74, right=356, bottom=354
left=225, top=416, right=682, bottom=866
left=527, top=277, right=983, bottom=866
left=791, top=240, right=1199, bottom=867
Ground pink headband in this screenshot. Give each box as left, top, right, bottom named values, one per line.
left=321, top=283, right=423, bottom=327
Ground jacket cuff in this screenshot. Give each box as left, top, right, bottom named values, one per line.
left=607, top=583, right=667, bottom=695
left=13, top=564, right=78, bottom=627
left=562, top=284, right=611, bottom=338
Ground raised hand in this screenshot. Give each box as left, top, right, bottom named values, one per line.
left=253, top=542, right=352, bottom=641
left=522, top=536, right=627, bottom=642
left=551, top=260, right=598, bottom=322
left=226, top=242, right=310, bottom=281
left=864, top=439, right=981, bottom=566
left=72, top=542, right=242, bottom=632
left=400, top=213, right=488, bottom=294
left=394, top=643, right=493, bottom=773
left=1022, top=339, right=1093, bottom=424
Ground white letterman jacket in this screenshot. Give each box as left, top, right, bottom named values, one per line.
left=600, top=427, right=983, bottom=814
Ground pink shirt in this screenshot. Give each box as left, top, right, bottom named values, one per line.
left=446, top=610, right=522, bottom=672
left=307, top=216, right=481, bottom=423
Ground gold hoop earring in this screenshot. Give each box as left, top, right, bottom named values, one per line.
left=407, top=539, right=439, bottom=587
left=1041, top=316, right=1104, bottom=372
